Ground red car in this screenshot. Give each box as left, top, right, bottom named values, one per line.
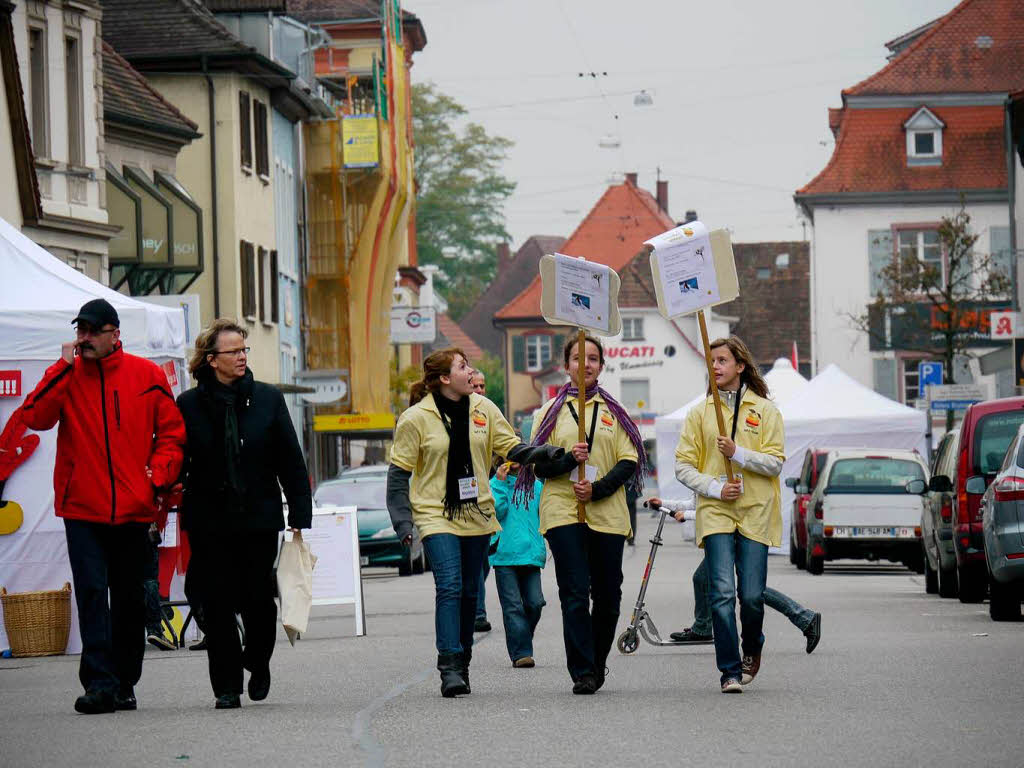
left=932, top=397, right=1024, bottom=602
left=785, top=448, right=829, bottom=569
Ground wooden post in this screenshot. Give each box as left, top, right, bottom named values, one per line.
left=576, top=328, right=587, bottom=523
left=697, top=309, right=734, bottom=483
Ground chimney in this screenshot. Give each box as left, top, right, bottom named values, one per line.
left=656, top=180, right=669, bottom=215
left=625, top=172, right=638, bottom=187
left=684, top=209, right=698, bottom=223
left=496, top=242, right=512, bottom=271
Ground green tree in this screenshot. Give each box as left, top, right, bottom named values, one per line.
left=412, top=83, right=515, bottom=320
left=473, top=352, right=506, bottom=413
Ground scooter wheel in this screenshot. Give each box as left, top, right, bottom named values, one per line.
left=616, top=630, right=639, bottom=655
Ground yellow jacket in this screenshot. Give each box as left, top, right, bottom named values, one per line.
left=674, top=388, right=784, bottom=547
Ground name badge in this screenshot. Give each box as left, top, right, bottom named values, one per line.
left=458, top=476, right=479, bottom=501
left=718, top=474, right=743, bottom=494
left=569, top=465, right=598, bottom=483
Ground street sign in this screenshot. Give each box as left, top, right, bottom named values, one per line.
left=918, top=361, right=943, bottom=390
left=390, top=306, right=436, bottom=344
left=314, top=412, right=396, bottom=432
left=927, top=383, right=985, bottom=412
left=990, top=310, right=1019, bottom=340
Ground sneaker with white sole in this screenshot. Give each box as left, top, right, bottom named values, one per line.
left=721, top=678, right=743, bottom=693
left=741, top=653, right=761, bottom=685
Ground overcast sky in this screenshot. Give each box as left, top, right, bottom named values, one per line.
left=408, top=0, right=961, bottom=249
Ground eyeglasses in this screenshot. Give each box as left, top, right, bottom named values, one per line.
left=211, top=347, right=250, bottom=357
left=75, top=326, right=117, bottom=337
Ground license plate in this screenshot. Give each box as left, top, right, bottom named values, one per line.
left=359, top=556, right=369, bottom=566
left=833, top=526, right=915, bottom=538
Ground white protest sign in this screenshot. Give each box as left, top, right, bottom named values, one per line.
left=539, top=252, right=621, bottom=336
left=646, top=222, right=739, bottom=318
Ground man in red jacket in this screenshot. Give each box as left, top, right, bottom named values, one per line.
left=22, top=298, right=186, bottom=714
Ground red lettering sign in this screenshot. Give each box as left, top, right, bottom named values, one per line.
left=0, top=370, right=21, bottom=397
left=606, top=346, right=656, bottom=359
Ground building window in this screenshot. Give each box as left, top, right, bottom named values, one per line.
left=622, top=317, right=644, bottom=341
left=28, top=27, right=48, bottom=157
left=898, top=229, right=943, bottom=284
left=241, top=241, right=256, bottom=318
left=526, top=334, right=552, bottom=372
left=756, top=267, right=771, bottom=280
left=914, top=132, right=935, bottom=155
left=65, top=36, right=83, bottom=166
left=254, top=100, right=269, bottom=179
left=621, top=378, right=650, bottom=412
left=904, top=106, right=943, bottom=165
left=239, top=92, right=252, bottom=170
left=257, top=247, right=275, bottom=324
left=902, top=357, right=932, bottom=405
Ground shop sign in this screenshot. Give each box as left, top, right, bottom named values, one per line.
left=0, top=370, right=21, bottom=397
left=314, top=412, right=396, bottom=432
left=390, top=306, right=436, bottom=344
left=867, top=301, right=1011, bottom=351
left=342, top=114, right=379, bottom=169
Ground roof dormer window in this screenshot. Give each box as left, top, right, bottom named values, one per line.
left=904, top=106, right=944, bottom=166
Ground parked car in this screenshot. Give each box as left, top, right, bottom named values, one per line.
left=930, top=397, right=1024, bottom=603
left=336, top=464, right=389, bottom=482
left=314, top=476, right=426, bottom=576
left=785, top=448, right=829, bottom=569
left=801, top=449, right=928, bottom=575
left=978, top=423, right=1024, bottom=621
left=923, top=428, right=960, bottom=597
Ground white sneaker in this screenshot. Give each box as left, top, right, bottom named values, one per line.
left=721, top=678, right=743, bottom=693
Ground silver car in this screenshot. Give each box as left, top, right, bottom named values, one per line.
left=979, top=424, right=1024, bottom=621
left=923, top=429, right=959, bottom=598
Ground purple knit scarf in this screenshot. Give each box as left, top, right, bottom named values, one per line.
left=513, top=381, right=650, bottom=504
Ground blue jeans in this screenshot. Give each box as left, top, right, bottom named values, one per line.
left=691, top=558, right=815, bottom=636
left=545, top=523, right=625, bottom=681
left=422, top=533, right=490, bottom=655
left=494, top=565, right=545, bottom=661
left=476, top=559, right=490, bottom=621
left=704, top=532, right=768, bottom=684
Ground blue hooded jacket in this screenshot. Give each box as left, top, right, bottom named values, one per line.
left=489, top=472, right=546, bottom=568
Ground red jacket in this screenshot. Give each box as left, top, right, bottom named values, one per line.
left=22, top=344, right=186, bottom=525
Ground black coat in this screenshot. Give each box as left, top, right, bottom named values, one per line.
left=177, top=369, right=312, bottom=532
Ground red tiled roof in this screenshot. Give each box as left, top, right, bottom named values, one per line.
left=495, top=181, right=674, bottom=320
left=797, top=105, right=1006, bottom=196
left=435, top=314, right=483, bottom=361
left=845, top=0, right=1024, bottom=96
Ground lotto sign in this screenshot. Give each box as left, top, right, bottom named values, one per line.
left=990, top=310, right=1019, bottom=340
left=0, top=370, right=21, bottom=397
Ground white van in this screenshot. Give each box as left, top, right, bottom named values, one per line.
left=798, top=449, right=929, bottom=574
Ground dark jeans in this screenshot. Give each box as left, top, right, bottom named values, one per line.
left=64, top=519, right=150, bottom=695
left=189, top=529, right=279, bottom=697
left=691, top=557, right=815, bottom=636
left=545, top=523, right=625, bottom=681
left=475, top=558, right=490, bottom=621
left=142, top=538, right=166, bottom=633
left=493, top=565, right=545, bottom=661
left=422, top=533, right=490, bottom=655
left=704, top=531, right=768, bottom=684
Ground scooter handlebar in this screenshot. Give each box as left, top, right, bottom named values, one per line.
left=643, top=501, right=695, bottom=522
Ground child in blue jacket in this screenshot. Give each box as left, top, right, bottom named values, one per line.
left=489, top=461, right=546, bottom=667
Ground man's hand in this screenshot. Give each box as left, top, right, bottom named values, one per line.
left=716, top=436, right=736, bottom=458
left=573, top=480, right=593, bottom=502
left=570, top=442, right=589, bottom=463
left=721, top=480, right=743, bottom=501
left=61, top=341, right=78, bottom=364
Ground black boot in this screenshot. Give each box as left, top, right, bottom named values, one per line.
left=460, top=649, right=472, bottom=694
left=437, top=653, right=469, bottom=698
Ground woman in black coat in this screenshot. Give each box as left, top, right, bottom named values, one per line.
left=177, top=319, right=312, bottom=710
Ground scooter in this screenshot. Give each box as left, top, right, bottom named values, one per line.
left=616, top=502, right=705, bottom=654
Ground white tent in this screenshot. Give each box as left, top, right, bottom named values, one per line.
left=0, top=216, right=187, bottom=654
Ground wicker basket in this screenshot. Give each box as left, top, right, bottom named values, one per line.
left=1, top=582, right=72, bottom=657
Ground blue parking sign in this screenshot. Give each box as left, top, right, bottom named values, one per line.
left=919, top=361, right=943, bottom=391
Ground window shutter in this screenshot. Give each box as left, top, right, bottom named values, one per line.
left=240, top=241, right=252, bottom=317
left=990, top=226, right=1012, bottom=284
left=512, top=335, right=526, bottom=372
left=552, top=334, right=565, bottom=364
left=239, top=92, right=252, bottom=169
left=270, top=250, right=279, bottom=323
left=255, top=101, right=269, bottom=177
left=873, top=358, right=897, bottom=401
left=868, top=229, right=893, bottom=297
left=258, top=247, right=266, bottom=322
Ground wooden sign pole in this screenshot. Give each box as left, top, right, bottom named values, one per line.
left=697, top=309, right=734, bottom=483
left=576, top=328, right=587, bottom=523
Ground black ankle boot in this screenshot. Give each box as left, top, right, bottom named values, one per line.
left=460, top=649, right=472, bottom=694
left=437, top=653, right=469, bottom=698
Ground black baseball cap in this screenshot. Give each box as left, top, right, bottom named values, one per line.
left=72, top=298, right=120, bottom=329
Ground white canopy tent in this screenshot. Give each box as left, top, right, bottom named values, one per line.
left=0, top=216, right=187, bottom=653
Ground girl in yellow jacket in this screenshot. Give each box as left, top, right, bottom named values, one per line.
left=674, top=336, right=784, bottom=693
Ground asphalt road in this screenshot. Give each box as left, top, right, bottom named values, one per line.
left=2, top=510, right=1021, bottom=767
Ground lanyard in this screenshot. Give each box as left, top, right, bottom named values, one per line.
left=566, top=399, right=600, bottom=452
left=729, top=387, right=742, bottom=443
